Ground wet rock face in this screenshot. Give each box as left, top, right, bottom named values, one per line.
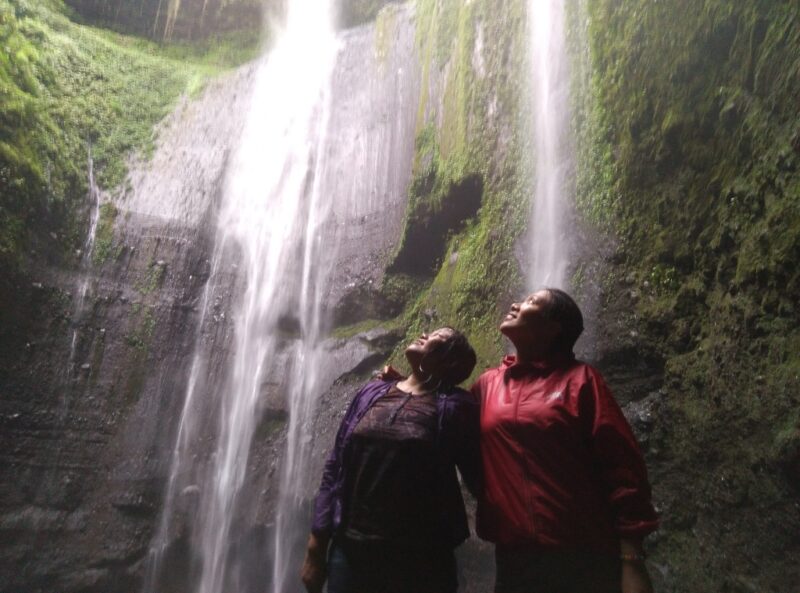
left=390, top=174, right=484, bottom=276
left=0, top=67, right=251, bottom=593
left=64, top=0, right=264, bottom=40
left=0, top=215, right=219, bottom=593
left=338, top=0, right=400, bottom=29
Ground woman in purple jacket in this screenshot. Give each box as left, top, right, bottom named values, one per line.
left=301, top=327, right=480, bottom=593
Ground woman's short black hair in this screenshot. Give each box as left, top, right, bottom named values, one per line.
left=542, top=288, right=584, bottom=354
left=432, top=327, right=477, bottom=387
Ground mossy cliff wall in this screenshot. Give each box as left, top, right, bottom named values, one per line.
left=1, top=4, right=424, bottom=591
left=0, top=5, right=258, bottom=590
left=368, top=0, right=529, bottom=372
left=569, top=1, right=799, bottom=591
left=0, top=0, right=257, bottom=280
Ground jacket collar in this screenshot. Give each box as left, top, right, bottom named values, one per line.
left=501, top=352, right=575, bottom=378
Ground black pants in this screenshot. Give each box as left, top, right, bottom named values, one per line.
left=327, top=537, right=458, bottom=593
left=494, top=546, right=621, bottom=593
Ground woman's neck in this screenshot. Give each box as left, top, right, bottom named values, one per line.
left=397, top=371, right=433, bottom=395
left=513, top=343, right=550, bottom=363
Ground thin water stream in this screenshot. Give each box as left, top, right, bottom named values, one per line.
left=528, top=0, right=571, bottom=289
left=67, top=150, right=102, bottom=381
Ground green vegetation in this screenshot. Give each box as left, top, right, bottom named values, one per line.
left=124, top=302, right=156, bottom=352
left=91, top=201, right=118, bottom=264
left=572, top=0, right=800, bottom=589
left=331, top=318, right=393, bottom=340
left=135, top=258, right=167, bottom=294
left=0, top=0, right=259, bottom=271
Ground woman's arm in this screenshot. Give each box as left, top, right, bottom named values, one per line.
left=301, top=423, right=345, bottom=593
left=580, top=369, right=658, bottom=593
left=302, top=384, right=370, bottom=591
left=309, top=415, right=350, bottom=537
left=301, top=532, right=330, bottom=593
left=581, top=369, right=659, bottom=538
left=453, top=392, right=483, bottom=498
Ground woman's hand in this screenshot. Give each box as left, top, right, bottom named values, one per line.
left=621, top=560, right=653, bottom=593
left=620, top=538, right=653, bottom=593
left=376, top=365, right=404, bottom=381
left=300, top=533, right=328, bottom=593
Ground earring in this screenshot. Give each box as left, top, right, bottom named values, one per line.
left=418, top=363, right=441, bottom=392
left=418, top=362, right=433, bottom=384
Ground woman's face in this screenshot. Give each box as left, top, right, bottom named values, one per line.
left=500, top=290, right=561, bottom=349
left=404, top=327, right=455, bottom=370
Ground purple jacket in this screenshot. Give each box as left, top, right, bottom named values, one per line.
left=311, top=379, right=481, bottom=547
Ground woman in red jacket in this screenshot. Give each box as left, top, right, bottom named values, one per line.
left=473, top=288, right=658, bottom=593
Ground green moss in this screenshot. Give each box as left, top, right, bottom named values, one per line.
left=91, top=201, right=118, bottom=265
left=0, top=0, right=260, bottom=271
left=123, top=302, right=153, bottom=401
left=254, top=414, right=287, bottom=442
left=331, top=318, right=398, bottom=340
left=380, top=273, right=427, bottom=309
left=124, top=303, right=156, bottom=352
left=136, top=259, right=166, bottom=294
left=573, top=0, right=800, bottom=588
left=374, top=4, right=397, bottom=63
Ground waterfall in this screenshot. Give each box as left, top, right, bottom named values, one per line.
left=144, top=2, right=421, bottom=591
left=66, top=149, right=102, bottom=381
left=527, top=0, right=571, bottom=290
left=142, top=0, right=351, bottom=591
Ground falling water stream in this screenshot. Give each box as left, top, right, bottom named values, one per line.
left=145, top=1, right=338, bottom=591
left=527, top=0, right=571, bottom=289
left=67, top=150, right=102, bottom=380
left=144, top=1, right=423, bottom=591
left=201, top=3, right=338, bottom=591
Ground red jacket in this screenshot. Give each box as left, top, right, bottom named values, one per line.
left=472, top=355, right=658, bottom=554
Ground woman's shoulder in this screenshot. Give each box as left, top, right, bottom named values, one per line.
left=440, top=386, right=479, bottom=407
left=355, top=378, right=394, bottom=398
left=462, top=364, right=505, bottom=393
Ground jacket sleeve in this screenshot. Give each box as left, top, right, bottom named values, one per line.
left=453, top=390, right=483, bottom=498
left=310, top=386, right=364, bottom=537
left=581, top=368, right=659, bottom=539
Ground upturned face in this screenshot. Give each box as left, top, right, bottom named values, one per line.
left=404, top=327, right=455, bottom=371
left=500, top=290, right=561, bottom=351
